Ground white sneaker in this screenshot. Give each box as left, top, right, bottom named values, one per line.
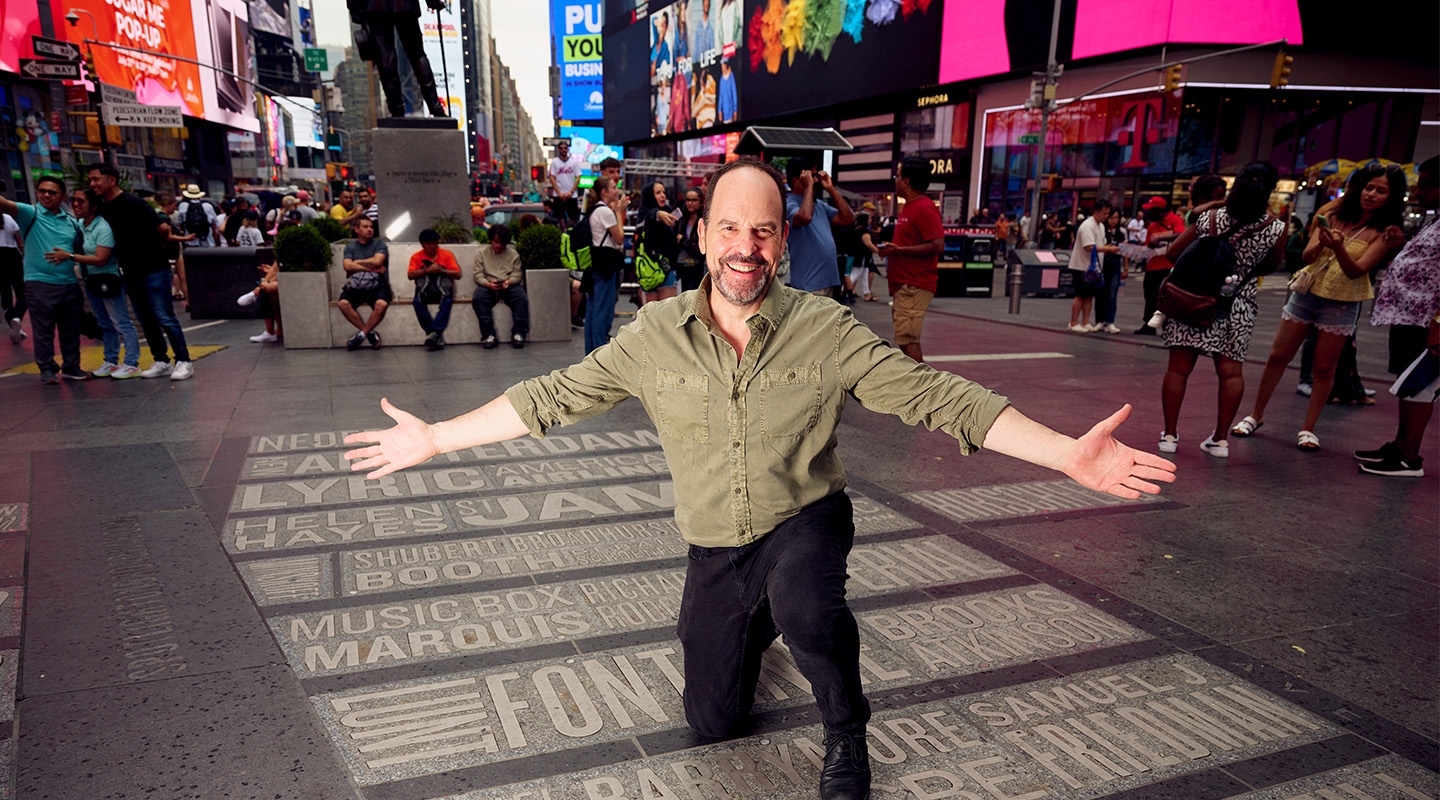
left=1102, top=323, right=1121, bottom=334
left=140, top=361, right=173, bottom=378
left=1199, top=435, right=1230, bottom=458
left=92, top=362, right=118, bottom=377
left=249, top=331, right=278, bottom=343
left=237, top=291, right=258, bottom=307
left=7, top=318, right=20, bottom=344
left=110, top=364, right=141, bottom=379
left=1296, top=383, right=1312, bottom=397
left=170, top=361, right=194, bottom=381
left=1158, top=433, right=1179, bottom=454
left=1067, top=324, right=1087, bottom=333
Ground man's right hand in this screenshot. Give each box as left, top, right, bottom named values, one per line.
left=344, top=398, right=440, bottom=479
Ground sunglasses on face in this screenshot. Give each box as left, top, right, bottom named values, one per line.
left=1365, top=163, right=1402, bottom=175
left=35, top=188, right=61, bottom=196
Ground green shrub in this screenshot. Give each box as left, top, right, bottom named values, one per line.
left=471, top=227, right=489, bottom=244
left=516, top=223, right=562, bottom=271
left=430, top=214, right=473, bottom=244
left=308, top=215, right=351, bottom=243
left=275, top=224, right=333, bottom=272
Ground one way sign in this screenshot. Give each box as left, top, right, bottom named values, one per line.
left=19, top=59, right=81, bottom=81
left=31, top=36, right=81, bottom=63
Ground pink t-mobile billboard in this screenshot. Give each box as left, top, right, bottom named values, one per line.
left=940, top=0, right=1302, bottom=84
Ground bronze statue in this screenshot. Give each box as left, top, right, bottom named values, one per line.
left=350, top=0, right=448, bottom=118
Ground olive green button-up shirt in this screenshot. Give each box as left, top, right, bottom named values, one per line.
left=505, top=278, right=1010, bottom=547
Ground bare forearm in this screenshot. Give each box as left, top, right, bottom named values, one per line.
left=981, top=406, right=1074, bottom=472
left=429, top=395, right=533, bottom=455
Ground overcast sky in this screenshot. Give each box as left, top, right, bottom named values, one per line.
left=313, top=0, right=556, bottom=140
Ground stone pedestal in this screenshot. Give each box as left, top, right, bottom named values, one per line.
left=371, top=120, right=469, bottom=242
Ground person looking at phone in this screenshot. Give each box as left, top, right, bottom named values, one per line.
left=472, top=224, right=530, bottom=350
left=408, top=228, right=460, bottom=350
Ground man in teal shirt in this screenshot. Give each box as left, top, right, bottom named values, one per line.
left=342, top=159, right=1177, bottom=800
left=0, top=177, right=88, bottom=383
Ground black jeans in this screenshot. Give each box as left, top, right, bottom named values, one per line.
left=25, top=280, right=83, bottom=372
left=473, top=285, right=530, bottom=338
left=676, top=492, right=869, bottom=739
left=0, top=248, right=23, bottom=322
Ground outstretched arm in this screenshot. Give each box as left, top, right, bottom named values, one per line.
left=343, top=395, right=532, bottom=479
left=983, top=404, right=1177, bottom=499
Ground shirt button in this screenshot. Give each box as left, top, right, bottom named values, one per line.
left=732, top=441, right=740, bottom=448
left=733, top=488, right=742, bottom=495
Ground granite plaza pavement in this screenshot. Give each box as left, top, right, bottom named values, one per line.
left=0, top=275, right=1434, bottom=799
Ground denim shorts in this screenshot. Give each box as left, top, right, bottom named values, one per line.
left=1281, top=291, right=1362, bottom=336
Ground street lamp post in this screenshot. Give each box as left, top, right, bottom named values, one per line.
left=63, top=9, right=111, bottom=167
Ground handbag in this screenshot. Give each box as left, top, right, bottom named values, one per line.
left=1156, top=281, right=1218, bottom=328
left=1288, top=267, right=1316, bottom=296
left=1082, top=245, right=1104, bottom=286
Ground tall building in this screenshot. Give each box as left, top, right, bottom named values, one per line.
left=334, top=48, right=379, bottom=180
left=459, top=0, right=495, bottom=172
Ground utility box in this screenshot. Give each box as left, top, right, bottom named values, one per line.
left=1005, top=248, right=1075, bottom=297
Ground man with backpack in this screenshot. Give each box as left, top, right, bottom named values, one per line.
left=407, top=228, right=460, bottom=350
left=177, top=185, right=219, bottom=248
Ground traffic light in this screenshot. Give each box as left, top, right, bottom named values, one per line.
left=1161, top=64, right=1183, bottom=93
left=83, top=51, right=97, bottom=82
left=1269, top=51, right=1294, bottom=89
left=530, top=165, right=543, bottom=181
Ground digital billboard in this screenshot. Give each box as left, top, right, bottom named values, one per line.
left=602, top=14, right=650, bottom=143
left=248, top=0, right=290, bottom=38
left=53, top=0, right=206, bottom=118
left=0, top=0, right=41, bottom=75
left=650, top=0, right=743, bottom=136
left=283, top=96, right=323, bottom=149
left=552, top=0, right=604, bottom=121
left=741, top=0, right=939, bottom=120
left=1072, top=0, right=1301, bottom=59
left=940, top=0, right=1304, bottom=85
left=423, top=1, right=469, bottom=153
left=191, top=0, right=260, bottom=132
left=559, top=125, right=623, bottom=167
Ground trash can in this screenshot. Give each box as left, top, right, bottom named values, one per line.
left=1004, top=248, right=1075, bottom=298
left=936, top=231, right=998, bottom=297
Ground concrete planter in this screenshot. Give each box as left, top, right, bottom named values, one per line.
left=278, top=271, right=332, bottom=349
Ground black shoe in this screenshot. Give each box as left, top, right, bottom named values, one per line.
left=59, top=367, right=93, bottom=381
left=39, top=369, right=58, bottom=385
left=481, top=335, right=498, bottom=350
left=571, top=315, right=584, bottom=329
left=1133, top=326, right=1156, bottom=335
left=425, top=331, right=442, bottom=351
left=346, top=332, right=365, bottom=351
left=1354, top=441, right=1400, bottom=464
left=511, top=333, right=525, bottom=349
left=1358, top=454, right=1424, bottom=477
left=367, top=331, right=382, bottom=349
left=819, top=730, right=871, bottom=800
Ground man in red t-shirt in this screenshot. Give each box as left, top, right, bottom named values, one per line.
left=1136, top=196, right=1185, bottom=334
left=407, top=228, right=463, bottom=349
left=879, top=156, right=945, bottom=362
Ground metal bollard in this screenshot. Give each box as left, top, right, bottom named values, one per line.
left=1007, top=258, right=1024, bottom=315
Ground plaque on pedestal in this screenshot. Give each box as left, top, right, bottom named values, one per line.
left=370, top=123, right=469, bottom=242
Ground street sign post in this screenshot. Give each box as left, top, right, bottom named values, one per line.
left=102, top=102, right=183, bottom=128
left=19, top=59, right=81, bottom=80
left=304, top=48, right=328, bottom=72
left=31, top=36, right=81, bottom=63
left=1018, top=134, right=1040, bottom=145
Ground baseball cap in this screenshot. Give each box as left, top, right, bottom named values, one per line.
left=1141, top=196, right=1168, bottom=210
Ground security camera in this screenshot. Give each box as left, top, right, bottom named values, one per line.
left=65, top=9, right=79, bottom=25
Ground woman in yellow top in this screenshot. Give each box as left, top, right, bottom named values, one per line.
left=1234, top=164, right=1407, bottom=451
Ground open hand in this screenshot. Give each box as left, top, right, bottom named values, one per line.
left=343, top=398, right=439, bottom=479
left=1060, top=405, right=1177, bottom=499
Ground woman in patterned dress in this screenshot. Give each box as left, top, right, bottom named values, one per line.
left=1158, top=162, right=1287, bottom=458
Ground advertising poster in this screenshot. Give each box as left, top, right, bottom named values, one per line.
left=297, top=7, right=314, bottom=46
left=190, top=0, right=261, bottom=131
left=1, top=0, right=40, bottom=75
left=983, top=89, right=1184, bottom=175
left=741, top=0, right=937, bottom=120
left=552, top=0, right=604, bottom=121
left=650, top=0, right=742, bottom=136
left=422, top=1, right=469, bottom=154
left=1072, top=0, right=1301, bottom=59
left=283, top=96, right=323, bottom=148
left=264, top=95, right=285, bottom=167
left=559, top=125, right=624, bottom=167
left=249, top=0, right=290, bottom=38
left=601, top=15, right=650, bottom=143
left=52, top=0, right=206, bottom=117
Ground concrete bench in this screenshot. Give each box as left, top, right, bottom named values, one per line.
left=282, top=242, right=572, bottom=349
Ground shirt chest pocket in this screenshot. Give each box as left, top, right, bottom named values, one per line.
left=760, top=364, right=822, bottom=440
left=655, top=370, right=709, bottom=443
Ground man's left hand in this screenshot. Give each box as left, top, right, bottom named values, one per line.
left=1060, top=405, right=1177, bottom=499
left=816, top=171, right=835, bottom=192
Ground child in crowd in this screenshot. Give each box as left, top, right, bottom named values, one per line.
left=235, top=210, right=265, bottom=247
left=238, top=261, right=282, bottom=342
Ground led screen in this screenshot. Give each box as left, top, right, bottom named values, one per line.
left=1072, top=0, right=1301, bottom=59
left=649, top=0, right=743, bottom=136
left=190, top=0, right=261, bottom=132
left=560, top=125, right=624, bottom=166
left=553, top=0, right=605, bottom=121
left=1, top=0, right=40, bottom=75
left=602, top=15, right=649, bottom=143
left=53, top=0, right=206, bottom=118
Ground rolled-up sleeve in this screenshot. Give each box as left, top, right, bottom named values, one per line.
left=837, top=312, right=1009, bottom=454
left=505, top=313, right=648, bottom=437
